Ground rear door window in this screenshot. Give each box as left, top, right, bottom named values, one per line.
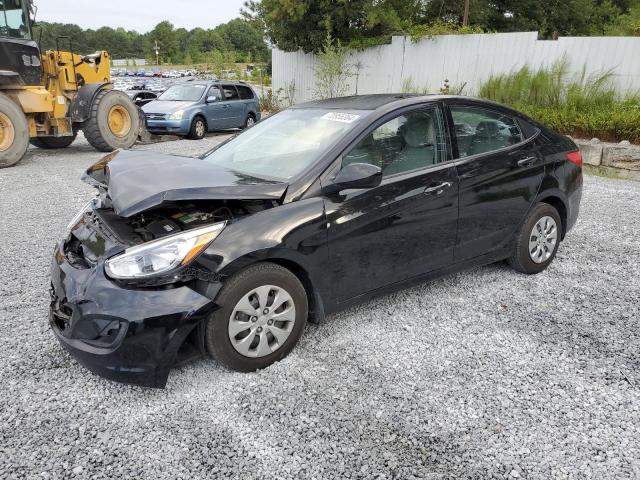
left=237, top=86, right=255, bottom=100
left=450, top=106, right=523, bottom=158
left=222, top=85, right=240, bottom=101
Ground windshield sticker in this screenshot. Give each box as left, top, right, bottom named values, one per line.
left=320, top=112, right=361, bottom=123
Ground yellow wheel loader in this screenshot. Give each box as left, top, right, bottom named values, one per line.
left=0, top=0, right=141, bottom=167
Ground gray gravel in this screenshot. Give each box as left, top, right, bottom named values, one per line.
left=1, top=134, right=639, bottom=479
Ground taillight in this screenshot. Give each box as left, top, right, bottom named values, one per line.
left=566, top=150, right=583, bottom=168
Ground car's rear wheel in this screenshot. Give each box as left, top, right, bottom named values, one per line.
left=508, top=203, right=562, bottom=274
left=243, top=113, right=256, bottom=130
left=205, top=262, right=308, bottom=372
left=187, top=116, right=207, bottom=140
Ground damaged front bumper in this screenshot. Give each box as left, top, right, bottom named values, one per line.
left=49, top=241, right=219, bottom=388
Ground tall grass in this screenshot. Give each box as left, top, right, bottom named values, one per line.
left=478, top=58, right=640, bottom=143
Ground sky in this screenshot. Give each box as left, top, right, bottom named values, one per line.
left=36, top=0, right=248, bottom=32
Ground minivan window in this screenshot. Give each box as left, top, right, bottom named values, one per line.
left=222, top=86, right=239, bottom=101
left=343, top=106, right=448, bottom=177
left=158, top=84, right=207, bottom=102
left=237, top=86, right=254, bottom=100
left=450, top=106, right=523, bottom=158
left=207, top=86, right=222, bottom=101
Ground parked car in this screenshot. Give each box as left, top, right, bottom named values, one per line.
left=141, top=81, right=261, bottom=138
left=124, top=89, right=158, bottom=107
left=50, top=94, right=583, bottom=387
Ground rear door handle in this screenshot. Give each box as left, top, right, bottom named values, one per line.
left=425, top=182, right=452, bottom=195
left=517, top=156, right=537, bottom=167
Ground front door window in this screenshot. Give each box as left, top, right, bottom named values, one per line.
left=343, top=107, right=448, bottom=176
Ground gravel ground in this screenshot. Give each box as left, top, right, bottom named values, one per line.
left=0, top=134, right=639, bottom=479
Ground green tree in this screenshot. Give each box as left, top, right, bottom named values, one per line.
left=149, top=21, right=178, bottom=63
left=243, top=0, right=639, bottom=52
left=216, top=18, right=269, bottom=61
left=606, top=2, right=640, bottom=34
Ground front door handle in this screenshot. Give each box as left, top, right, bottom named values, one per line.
left=425, top=182, right=452, bottom=195
left=517, top=156, right=537, bottom=167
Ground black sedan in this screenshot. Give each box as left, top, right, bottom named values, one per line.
left=50, top=94, right=583, bottom=387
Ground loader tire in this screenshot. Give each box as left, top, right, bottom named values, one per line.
left=83, top=89, right=139, bottom=152
left=30, top=131, right=77, bottom=149
left=0, top=93, right=29, bottom=168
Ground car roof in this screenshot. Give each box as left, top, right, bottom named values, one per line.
left=292, top=94, right=528, bottom=117
left=210, top=80, right=254, bottom=87
left=294, top=94, right=427, bottom=110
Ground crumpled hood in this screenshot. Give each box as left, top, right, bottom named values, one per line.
left=141, top=100, right=196, bottom=114
left=83, top=150, right=288, bottom=217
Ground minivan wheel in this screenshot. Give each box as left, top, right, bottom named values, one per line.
left=508, top=203, right=562, bottom=274
left=205, top=262, right=308, bottom=372
left=187, top=117, right=207, bottom=140
left=243, top=114, right=255, bottom=129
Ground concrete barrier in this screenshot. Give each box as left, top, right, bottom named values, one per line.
left=574, top=138, right=640, bottom=181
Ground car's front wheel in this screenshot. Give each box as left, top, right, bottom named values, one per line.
left=187, top=116, right=207, bottom=140
left=509, top=203, right=562, bottom=274
left=205, top=262, right=308, bottom=372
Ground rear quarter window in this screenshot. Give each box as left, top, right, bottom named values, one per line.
left=517, top=117, right=541, bottom=139
left=237, top=86, right=255, bottom=100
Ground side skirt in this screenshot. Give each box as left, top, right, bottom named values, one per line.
left=328, top=247, right=512, bottom=315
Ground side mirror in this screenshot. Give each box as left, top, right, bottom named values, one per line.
left=324, top=162, right=382, bottom=194
left=206, top=95, right=218, bottom=103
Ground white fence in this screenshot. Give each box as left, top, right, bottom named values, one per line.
left=272, top=32, right=640, bottom=103
left=111, top=58, right=147, bottom=67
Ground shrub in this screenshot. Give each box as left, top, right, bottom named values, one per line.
left=478, top=59, right=640, bottom=143
left=401, top=77, right=430, bottom=94
left=259, top=91, right=281, bottom=113
left=314, top=34, right=353, bottom=99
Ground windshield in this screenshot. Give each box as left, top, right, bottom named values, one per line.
left=158, top=84, right=206, bottom=102
left=0, top=0, right=30, bottom=39
left=202, top=108, right=368, bottom=180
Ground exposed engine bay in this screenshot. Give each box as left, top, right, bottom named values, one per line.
left=92, top=198, right=278, bottom=245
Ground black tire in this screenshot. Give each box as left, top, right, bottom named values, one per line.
left=242, top=113, right=256, bottom=130
left=187, top=116, right=207, bottom=140
left=30, top=131, right=77, bottom=149
left=508, top=203, right=562, bottom=274
left=0, top=92, right=29, bottom=168
left=205, top=262, right=308, bottom=372
left=82, top=89, right=139, bottom=152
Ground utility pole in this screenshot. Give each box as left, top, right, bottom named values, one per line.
left=463, top=0, right=470, bottom=26
left=155, top=40, right=160, bottom=66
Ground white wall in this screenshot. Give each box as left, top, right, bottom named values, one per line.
left=272, top=32, right=640, bottom=103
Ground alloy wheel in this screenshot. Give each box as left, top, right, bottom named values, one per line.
left=195, top=120, right=206, bottom=137
left=529, top=216, right=558, bottom=264
left=228, top=285, right=296, bottom=358
left=246, top=116, right=255, bottom=128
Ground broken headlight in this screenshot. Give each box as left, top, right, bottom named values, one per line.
left=105, top=222, right=225, bottom=279
left=67, top=201, right=94, bottom=230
